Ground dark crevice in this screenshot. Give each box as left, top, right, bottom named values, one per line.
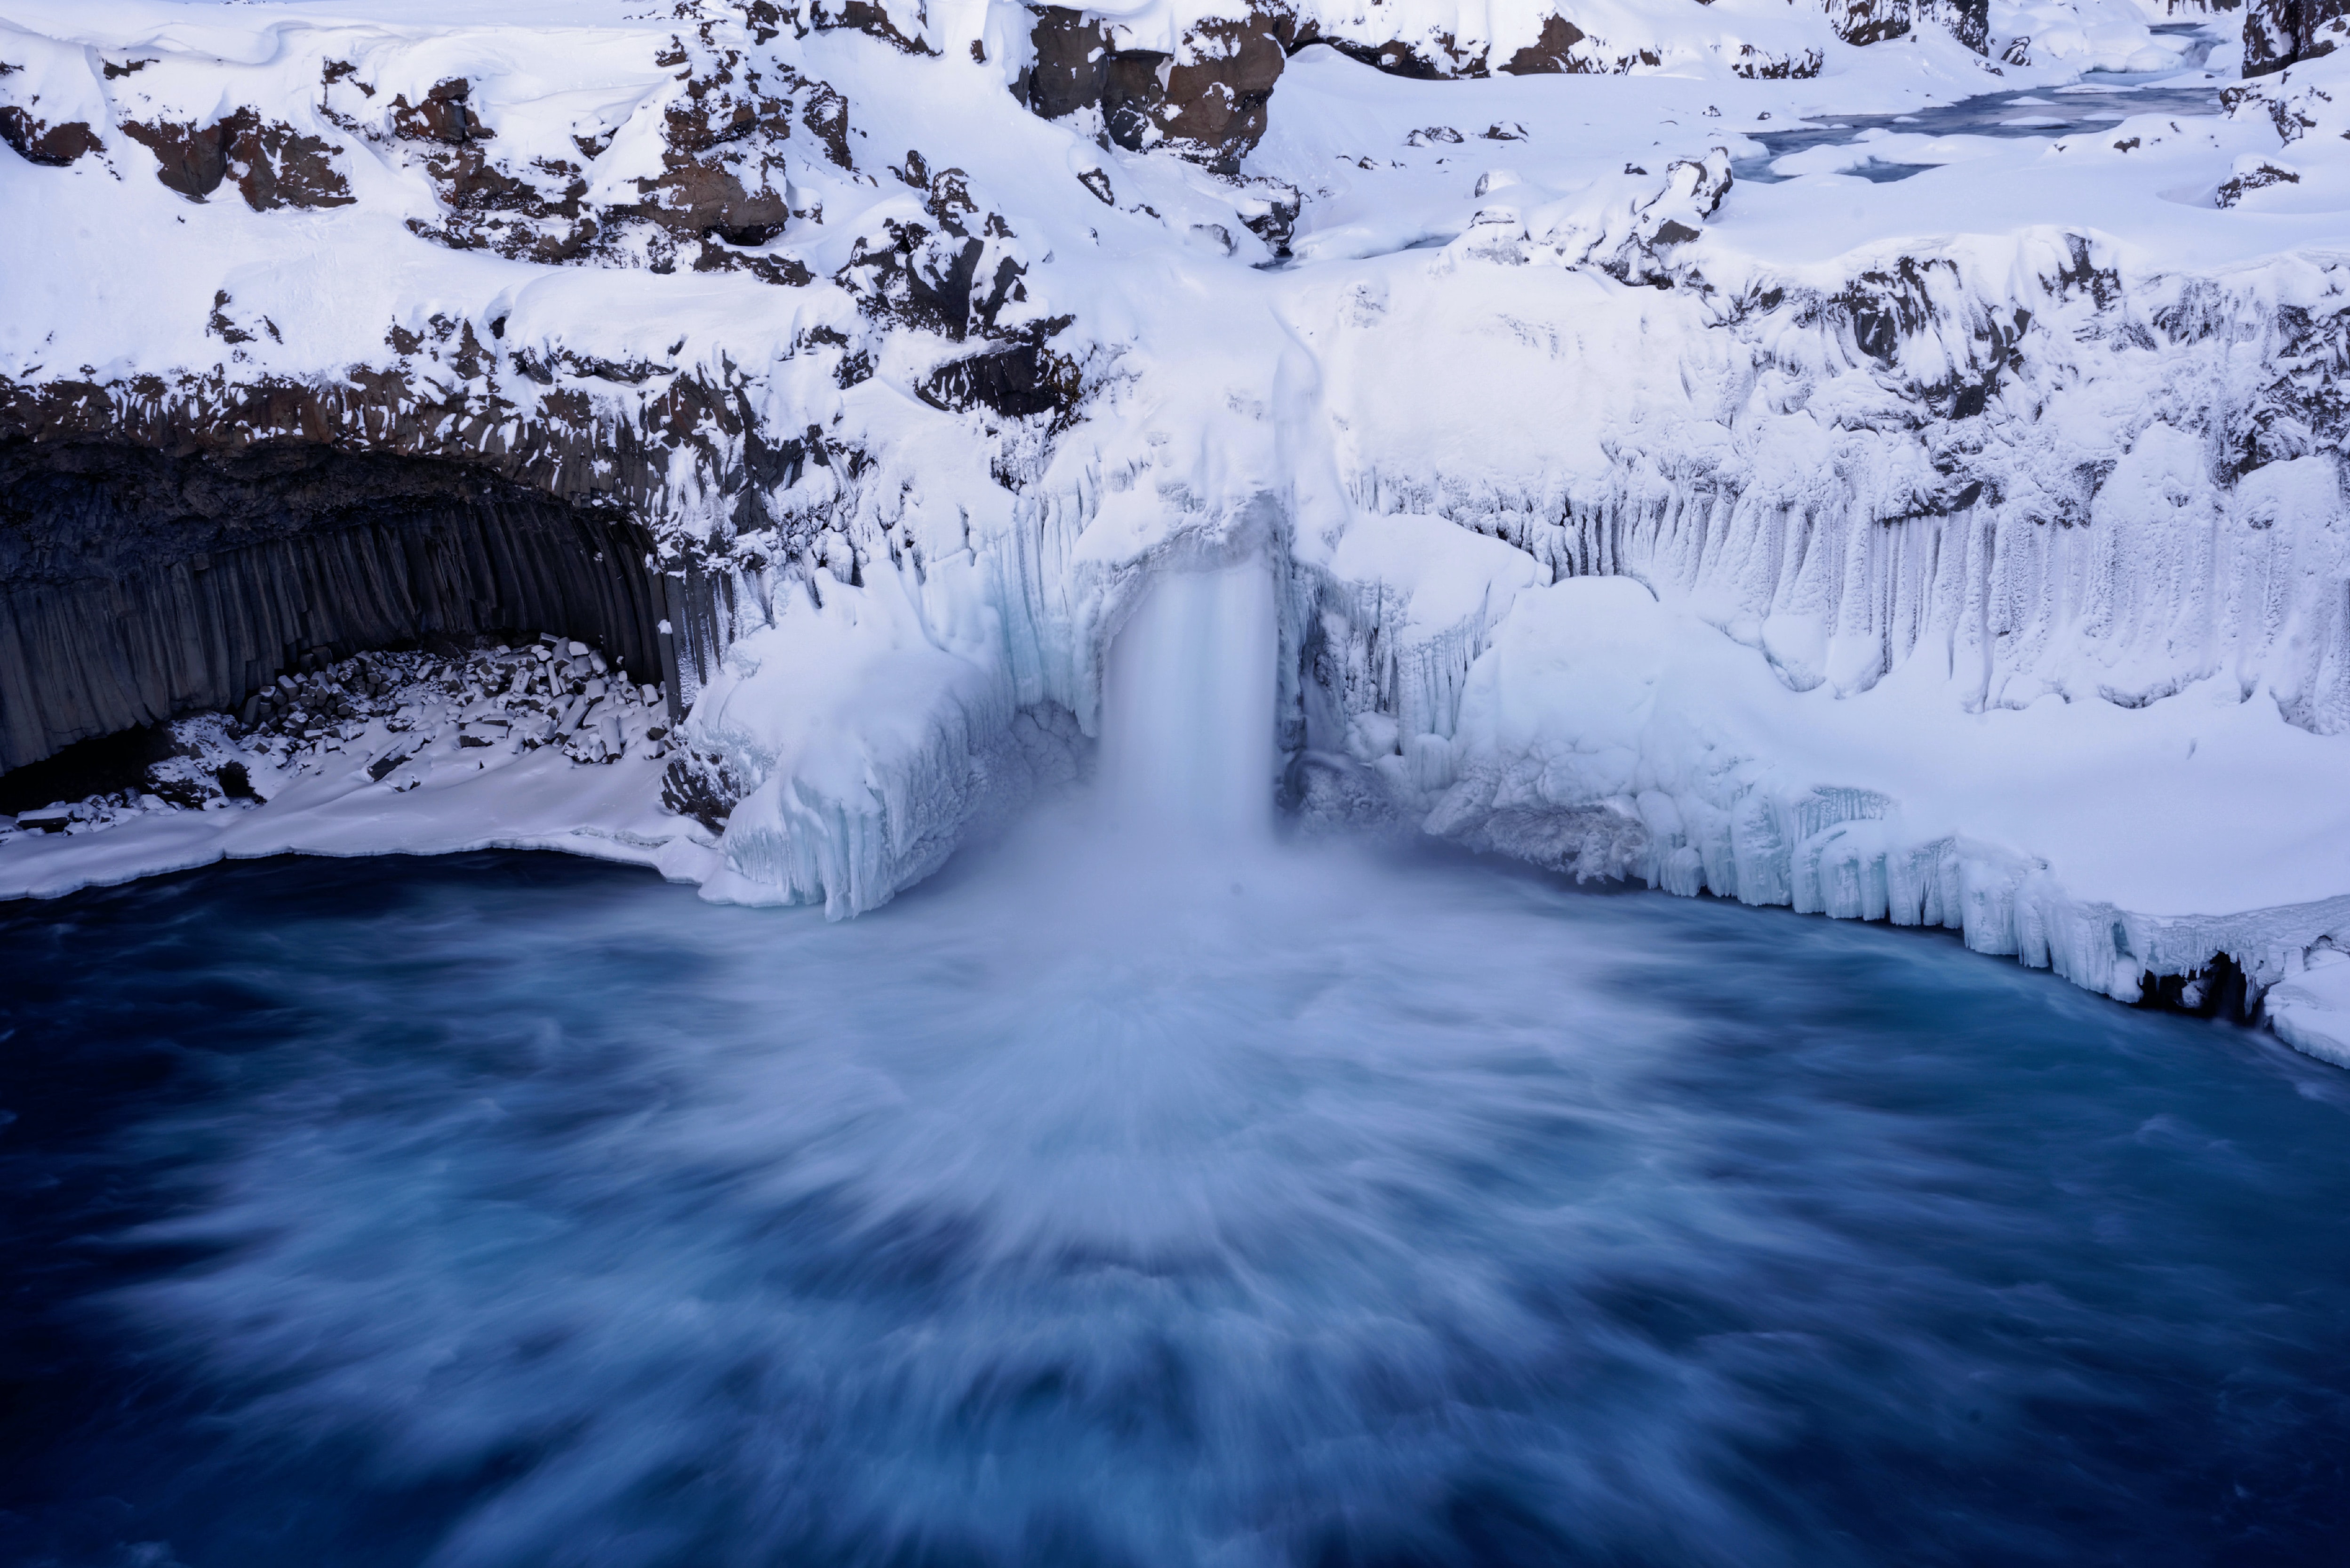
left=2138, top=952, right=2262, bottom=1024
left=0, top=724, right=179, bottom=815
left=0, top=438, right=667, bottom=774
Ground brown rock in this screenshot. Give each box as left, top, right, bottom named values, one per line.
left=120, top=109, right=355, bottom=209
left=0, top=106, right=102, bottom=166
left=1154, top=19, right=1287, bottom=168
left=632, top=155, right=791, bottom=244
left=390, top=78, right=487, bottom=144
left=1021, top=8, right=1286, bottom=174
left=808, top=0, right=937, bottom=55
left=1501, top=16, right=1592, bottom=75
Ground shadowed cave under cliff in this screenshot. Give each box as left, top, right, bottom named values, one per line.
left=0, top=439, right=674, bottom=788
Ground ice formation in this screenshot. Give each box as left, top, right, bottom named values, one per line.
left=4, top=0, right=2350, bottom=1060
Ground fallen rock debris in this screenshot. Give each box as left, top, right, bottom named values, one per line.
left=0, top=637, right=670, bottom=845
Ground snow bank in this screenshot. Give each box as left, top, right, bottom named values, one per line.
left=2266, top=950, right=2350, bottom=1065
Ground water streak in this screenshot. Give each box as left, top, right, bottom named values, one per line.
left=1100, top=560, right=1278, bottom=840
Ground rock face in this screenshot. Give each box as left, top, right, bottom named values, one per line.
left=1022, top=7, right=1287, bottom=173
left=0, top=104, right=102, bottom=166
left=1816, top=0, right=1989, bottom=53
left=345, top=38, right=823, bottom=269
left=2245, top=0, right=2350, bottom=74
left=119, top=108, right=356, bottom=209
left=0, top=440, right=663, bottom=772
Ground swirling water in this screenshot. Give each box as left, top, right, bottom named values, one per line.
left=2, top=824, right=2347, bottom=1568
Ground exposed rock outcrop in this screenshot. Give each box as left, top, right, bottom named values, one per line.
left=354, top=37, right=823, bottom=269
left=0, top=104, right=102, bottom=166
left=2245, top=0, right=2350, bottom=74
left=118, top=107, right=357, bottom=209
left=1022, top=7, right=1287, bottom=172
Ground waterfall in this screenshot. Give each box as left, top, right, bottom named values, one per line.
left=1100, top=560, right=1278, bottom=839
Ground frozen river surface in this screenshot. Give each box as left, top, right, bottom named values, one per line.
left=3, top=827, right=2347, bottom=1567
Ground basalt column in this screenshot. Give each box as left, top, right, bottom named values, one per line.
left=0, top=439, right=666, bottom=772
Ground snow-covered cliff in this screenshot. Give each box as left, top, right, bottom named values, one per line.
left=6, top=0, right=2350, bottom=1060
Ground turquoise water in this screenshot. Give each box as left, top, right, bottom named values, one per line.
left=2, top=831, right=2345, bottom=1567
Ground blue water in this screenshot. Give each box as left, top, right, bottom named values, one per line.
left=2, top=830, right=2346, bottom=1568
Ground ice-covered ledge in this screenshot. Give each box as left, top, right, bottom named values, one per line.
left=1411, top=575, right=2350, bottom=1006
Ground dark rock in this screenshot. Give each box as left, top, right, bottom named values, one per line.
left=119, top=108, right=356, bottom=209
left=835, top=173, right=1036, bottom=341
left=0, top=438, right=665, bottom=771
left=391, top=77, right=485, bottom=145
left=401, top=44, right=832, bottom=262
left=808, top=0, right=936, bottom=54
left=1501, top=16, right=1591, bottom=75
left=2245, top=0, right=2349, bottom=75
left=1021, top=7, right=1285, bottom=174
left=1823, top=0, right=1912, bottom=48
left=629, top=153, right=790, bottom=241
left=800, top=82, right=854, bottom=167
left=917, top=340, right=1082, bottom=421
left=2139, top=951, right=2259, bottom=1022
left=660, top=746, right=743, bottom=832
left=1934, top=0, right=1991, bottom=54
left=693, top=242, right=815, bottom=284
left=0, top=722, right=173, bottom=814
left=0, top=106, right=102, bottom=166
left=2218, top=158, right=2302, bottom=205
left=1235, top=180, right=1299, bottom=253
left=1731, top=46, right=1825, bottom=80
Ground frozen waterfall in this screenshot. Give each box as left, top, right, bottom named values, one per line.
left=1101, top=561, right=1279, bottom=840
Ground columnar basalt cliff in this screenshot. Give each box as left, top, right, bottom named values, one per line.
left=0, top=437, right=663, bottom=772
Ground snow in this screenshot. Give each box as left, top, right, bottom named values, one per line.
left=0, top=641, right=711, bottom=896
left=5, top=0, right=2350, bottom=1062
left=2266, top=950, right=2350, bottom=1067
left=1431, top=576, right=2350, bottom=998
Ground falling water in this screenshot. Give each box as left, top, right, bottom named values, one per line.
left=1099, top=559, right=1278, bottom=838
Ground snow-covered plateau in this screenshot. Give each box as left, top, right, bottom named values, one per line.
left=6, top=0, right=2350, bottom=1061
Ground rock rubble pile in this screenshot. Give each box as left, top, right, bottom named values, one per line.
left=0, top=637, right=669, bottom=845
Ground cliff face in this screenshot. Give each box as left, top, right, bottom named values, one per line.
left=2245, top=0, right=2350, bottom=74
left=0, top=438, right=663, bottom=771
